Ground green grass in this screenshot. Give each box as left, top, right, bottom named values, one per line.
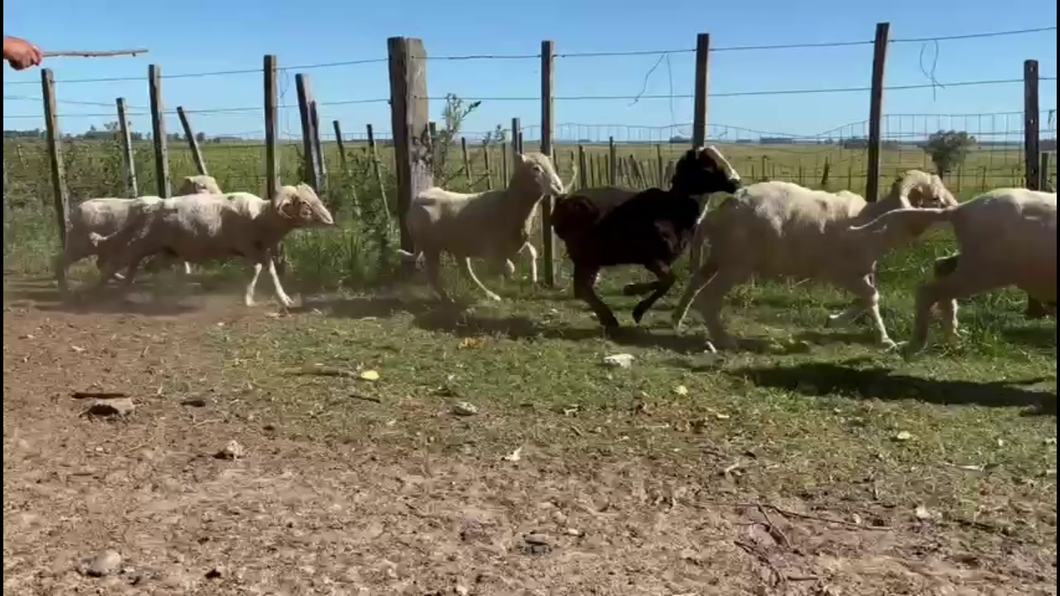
left=174, top=262, right=1056, bottom=544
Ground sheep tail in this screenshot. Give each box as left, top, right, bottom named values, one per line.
left=848, top=207, right=955, bottom=236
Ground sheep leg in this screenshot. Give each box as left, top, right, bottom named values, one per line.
left=826, top=304, right=865, bottom=328
left=54, top=237, right=98, bottom=293
left=835, top=274, right=896, bottom=349
left=120, top=259, right=142, bottom=286
left=671, top=261, right=719, bottom=330
left=264, top=254, right=294, bottom=307
left=692, top=267, right=747, bottom=351
left=573, top=264, right=619, bottom=328
left=459, top=257, right=502, bottom=302
left=245, top=262, right=264, bottom=306
left=631, top=261, right=675, bottom=324
left=520, top=242, right=539, bottom=285
left=906, top=271, right=1007, bottom=357
left=424, top=251, right=451, bottom=302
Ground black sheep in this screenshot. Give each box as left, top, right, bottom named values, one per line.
left=551, top=145, right=742, bottom=328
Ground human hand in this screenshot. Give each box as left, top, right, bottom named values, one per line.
left=4, top=36, right=43, bottom=70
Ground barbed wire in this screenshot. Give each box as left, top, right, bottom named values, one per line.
left=2, top=25, right=1054, bottom=86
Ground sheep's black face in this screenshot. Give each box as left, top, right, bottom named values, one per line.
left=672, top=147, right=741, bottom=196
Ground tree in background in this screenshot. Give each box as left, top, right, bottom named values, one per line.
left=924, top=130, right=976, bottom=178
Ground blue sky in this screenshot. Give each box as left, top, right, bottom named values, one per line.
left=3, top=0, right=1056, bottom=142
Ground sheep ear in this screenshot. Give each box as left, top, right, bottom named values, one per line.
left=703, top=145, right=740, bottom=180
left=272, top=187, right=292, bottom=207
left=516, top=153, right=529, bottom=164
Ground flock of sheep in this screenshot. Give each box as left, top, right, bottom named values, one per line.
left=57, top=144, right=1056, bottom=358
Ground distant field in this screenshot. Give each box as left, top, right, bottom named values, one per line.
left=3, top=136, right=1052, bottom=208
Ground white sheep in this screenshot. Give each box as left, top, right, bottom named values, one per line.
left=396, top=152, right=572, bottom=302
left=847, top=187, right=1056, bottom=356
left=54, top=175, right=223, bottom=292
left=89, top=183, right=334, bottom=307
left=672, top=170, right=958, bottom=350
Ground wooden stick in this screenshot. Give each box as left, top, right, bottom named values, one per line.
left=43, top=49, right=150, bottom=58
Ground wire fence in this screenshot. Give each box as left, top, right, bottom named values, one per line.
left=3, top=23, right=1057, bottom=280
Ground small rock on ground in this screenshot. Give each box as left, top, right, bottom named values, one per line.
left=452, top=401, right=478, bottom=416
left=215, top=440, right=245, bottom=460
left=83, top=550, right=122, bottom=577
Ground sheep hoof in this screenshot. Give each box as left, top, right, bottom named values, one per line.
left=278, top=296, right=295, bottom=308
left=244, top=296, right=257, bottom=307
left=883, top=340, right=906, bottom=353
left=485, top=292, right=502, bottom=302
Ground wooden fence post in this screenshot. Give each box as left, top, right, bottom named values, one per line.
left=577, top=145, right=588, bottom=188
left=865, top=22, right=890, bottom=202
left=511, top=117, right=521, bottom=175
left=387, top=36, right=432, bottom=261
left=332, top=120, right=360, bottom=216
left=1023, top=59, right=1046, bottom=318
left=1024, top=59, right=1041, bottom=190
left=263, top=54, right=285, bottom=276
left=366, top=124, right=388, bottom=207
left=655, top=144, right=664, bottom=186
left=41, top=68, right=70, bottom=248
left=310, top=99, right=328, bottom=201
left=264, top=55, right=279, bottom=200
left=482, top=141, right=494, bottom=190
left=116, top=97, right=138, bottom=197
left=540, top=39, right=556, bottom=286
left=295, top=74, right=321, bottom=192
left=460, top=137, right=472, bottom=184
left=501, top=142, right=509, bottom=182
left=692, top=33, right=710, bottom=148
left=1041, top=152, right=1052, bottom=191
left=148, top=64, right=171, bottom=198
left=608, top=136, right=617, bottom=185
left=176, top=106, right=208, bottom=176
left=333, top=120, right=348, bottom=168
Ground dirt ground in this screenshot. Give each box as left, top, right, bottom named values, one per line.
left=3, top=278, right=1056, bottom=596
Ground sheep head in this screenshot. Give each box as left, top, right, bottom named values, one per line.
left=515, top=152, right=567, bottom=197
left=273, top=183, right=335, bottom=227
left=672, top=145, right=742, bottom=197
left=177, top=175, right=222, bottom=196
left=890, top=170, right=957, bottom=209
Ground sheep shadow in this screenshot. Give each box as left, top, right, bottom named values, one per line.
left=792, top=328, right=884, bottom=347
left=304, top=294, right=458, bottom=321
left=726, top=359, right=1056, bottom=416
left=411, top=308, right=758, bottom=354
left=1000, top=324, right=1057, bottom=351
left=4, top=278, right=200, bottom=316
